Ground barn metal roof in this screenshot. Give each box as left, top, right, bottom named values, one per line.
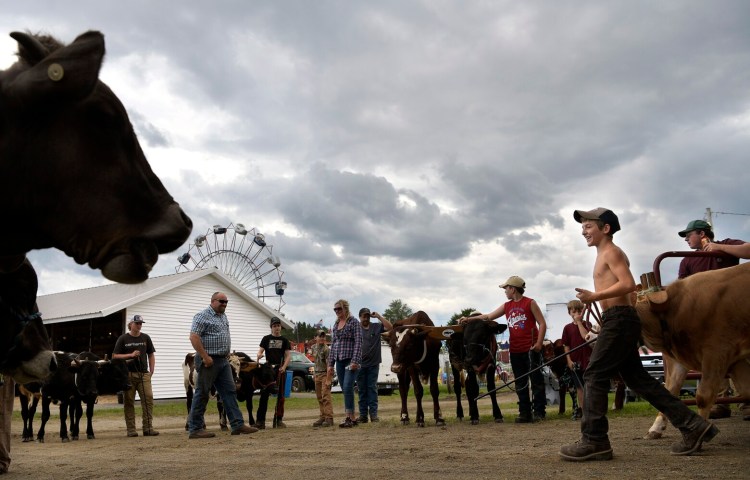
left=36, top=267, right=293, bottom=328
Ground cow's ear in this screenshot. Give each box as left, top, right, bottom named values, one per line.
left=488, top=321, right=507, bottom=335
left=5, top=30, right=105, bottom=106
left=381, top=331, right=392, bottom=341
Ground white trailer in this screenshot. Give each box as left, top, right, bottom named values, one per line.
left=377, top=340, right=398, bottom=395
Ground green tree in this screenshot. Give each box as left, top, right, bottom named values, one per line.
left=447, top=307, right=478, bottom=326
left=282, top=321, right=324, bottom=343
left=383, top=299, right=413, bottom=323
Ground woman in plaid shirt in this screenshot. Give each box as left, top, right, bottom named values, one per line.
left=327, top=299, right=362, bottom=428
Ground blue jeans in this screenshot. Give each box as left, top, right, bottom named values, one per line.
left=357, top=364, right=379, bottom=418
left=335, top=359, right=356, bottom=414
left=188, top=356, right=246, bottom=433
left=582, top=306, right=699, bottom=445
left=510, top=350, right=546, bottom=417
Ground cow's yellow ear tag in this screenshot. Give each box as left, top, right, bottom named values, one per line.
left=47, top=63, right=64, bottom=81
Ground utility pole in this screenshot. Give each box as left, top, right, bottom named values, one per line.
left=704, top=207, right=713, bottom=225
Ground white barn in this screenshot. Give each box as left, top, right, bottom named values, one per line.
left=36, top=267, right=292, bottom=400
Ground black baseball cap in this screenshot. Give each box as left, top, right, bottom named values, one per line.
left=573, top=207, right=621, bottom=234
left=270, top=316, right=282, bottom=326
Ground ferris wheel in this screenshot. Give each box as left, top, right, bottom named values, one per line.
left=175, top=223, right=287, bottom=311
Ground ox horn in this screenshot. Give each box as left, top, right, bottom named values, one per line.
left=10, top=32, right=50, bottom=64
left=645, top=290, right=670, bottom=313
left=240, top=362, right=259, bottom=373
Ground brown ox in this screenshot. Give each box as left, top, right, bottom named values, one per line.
left=382, top=311, right=445, bottom=427
left=0, top=30, right=192, bottom=381
left=636, top=262, right=750, bottom=439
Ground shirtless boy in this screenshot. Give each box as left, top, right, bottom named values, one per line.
left=559, top=208, right=718, bottom=461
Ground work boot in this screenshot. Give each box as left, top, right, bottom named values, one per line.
left=312, top=417, right=326, bottom=427
left=254, top=422, right=266, bottom=430
left=323, top=418, right=334, bottom=427
left=188, top=429, right=216, bottom=439
left=231, top=424, right=259, bottom=435
left=671, top=421, right=719, bottom=455
left=357, top=415, right=369, bottom=424
left=559, top=440, right=613, bottom=461
left=514, top=413, right=533, bottom=424
left=339, top=417, right=354, bottom=428
left=127, top=431, right=138, bottom=438
left=708, top=404, right=731, bottom=419
left=143, top=430, right=160, bottom=436
left=273, top=418, right=287, bottom=428
left=370, top=415, right=380, bottom=423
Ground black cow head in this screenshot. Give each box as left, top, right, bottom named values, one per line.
left=462, top=320, right=507, bottom=373
left=0, top=258, right=56, bottom=382
left=233, top=352, right=277, bottom=399
left=97, top=358, right=132, bottom=393
left=69, top=354, right=103, bottom=398
left=0, top=31, right=192, bottom=283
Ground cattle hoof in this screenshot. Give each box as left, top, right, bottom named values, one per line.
left=220, top=425, right=229, bottom=431
left=470, top=419, right=479, bottom=425
left=37, top=438, right=44, bottom=444
left=87, top=434, right=95, bottom=440
left=71, top=436, right=79, bottom=441
left=495, top=417, right=504, bottom=424
left=644, top=431, right=663, bottom=440
left=61, top=438, right=69, bottom=443
left=436, top=419, right=446, bottom=427
left=417, top=422, right=425, bottom=428
left=22, top=437, right=32, bottom=443
left=401, top=419, right=410, bottom=425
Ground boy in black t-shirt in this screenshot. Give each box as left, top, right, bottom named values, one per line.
left=256, top=317, right=291, bottom=428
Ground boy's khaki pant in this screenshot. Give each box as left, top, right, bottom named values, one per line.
left=124, top=371, right=155, bottom=434
left=314, top=373, right=333, bottom=420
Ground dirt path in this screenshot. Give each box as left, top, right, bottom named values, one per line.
left=6, top=394, right=749, bottom=480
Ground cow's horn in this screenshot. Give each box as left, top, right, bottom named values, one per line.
left=10, top=32, right=49, bottom=65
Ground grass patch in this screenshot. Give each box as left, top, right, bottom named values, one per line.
left=14, top=388, right=669, bottom=424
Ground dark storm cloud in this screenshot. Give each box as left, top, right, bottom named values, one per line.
left=5, top=1, right=749, bottom=322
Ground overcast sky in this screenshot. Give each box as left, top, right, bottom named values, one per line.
left=3, top=1, right=749, bottom=338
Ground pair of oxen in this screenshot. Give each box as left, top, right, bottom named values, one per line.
left=382, top=311, right=507, bottom=427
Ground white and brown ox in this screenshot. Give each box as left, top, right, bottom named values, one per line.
left=637, top=262, right=750, bottom=439
left=183, top=352, right=273, bottom=430
left=0, top=30, right=192, bottom=381
left=382, top=311, right=445, bottom=427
